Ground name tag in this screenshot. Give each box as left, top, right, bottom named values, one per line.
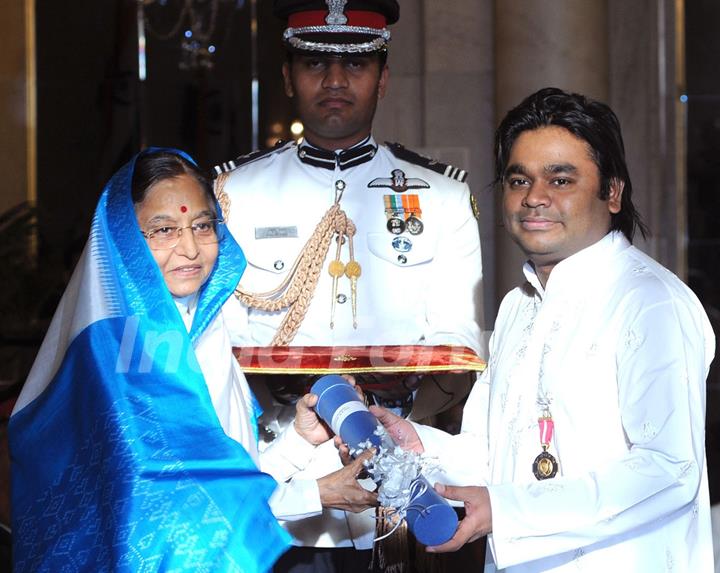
left=255, top=226, right=298, bottom=239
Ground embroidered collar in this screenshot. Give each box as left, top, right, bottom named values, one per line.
left=522, top=231, right=631, bottom=298
left=297, top=136, right=378, bottom=170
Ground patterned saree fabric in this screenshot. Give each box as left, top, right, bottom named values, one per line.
left=9, top=149, right=290, bottom=572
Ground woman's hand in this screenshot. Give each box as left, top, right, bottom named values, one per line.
left=293, top=393, right=332, bottom=445
left=317, top=449, right=378, bottom=512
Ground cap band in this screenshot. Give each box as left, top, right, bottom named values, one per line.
left=284, top=33, right=389, bottom=54
left=288, top=10, right=387, bottom=30
left=283, top=9, right=391, bottom=54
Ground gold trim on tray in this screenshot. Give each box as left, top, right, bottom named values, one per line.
left=233, top=345, right=487, bottom=375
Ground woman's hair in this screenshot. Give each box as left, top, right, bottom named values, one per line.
left=131, top=151, right=216, bottom=208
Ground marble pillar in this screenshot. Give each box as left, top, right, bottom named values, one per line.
left=422, top=0, right=495, bottom=333
left=608, top=0, right=684, bottom=276
left=373, top=0, right=425, bottom=147
left=376, top=0, right=496, bottom=334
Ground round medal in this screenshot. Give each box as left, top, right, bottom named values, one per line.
left=386, top=217, right=406, bottom=235
left=406, top=216, right=424, bottom=235
left=532, top=451, right=558, bottom=480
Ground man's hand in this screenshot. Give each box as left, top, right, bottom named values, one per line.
left=369, top=405, right=424, bottom=453
left=294, top=393, right=332, bottom=445
left=426, top=484, right=492, bottom=553
left=317, top=449, right=378, bottom=512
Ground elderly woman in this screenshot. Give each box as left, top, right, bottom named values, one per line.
left=8, top=150, right=317, bottom=572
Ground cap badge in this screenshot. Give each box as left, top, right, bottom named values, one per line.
left=282, top=0, right=392, bottom=54
left=326, top=0, right=348, bottom=25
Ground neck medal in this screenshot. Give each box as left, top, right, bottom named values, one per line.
left=532, top=409, right=559, bottom=480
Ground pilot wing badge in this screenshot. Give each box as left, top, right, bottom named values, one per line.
left=368, top=169, right=430, bottom=193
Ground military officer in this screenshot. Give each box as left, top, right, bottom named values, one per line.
left=214, top=1, right=484, bottom=571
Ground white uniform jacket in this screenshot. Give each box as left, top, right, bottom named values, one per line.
left=217, top=137, right=484, bottom=548
left=219, top=137, right=482, bottom=350
left=417, top=232, right=715, bottom=572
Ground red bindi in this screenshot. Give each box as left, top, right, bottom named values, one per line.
left=180, top=205, right=187, bottom=213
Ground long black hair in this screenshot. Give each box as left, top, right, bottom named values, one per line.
left=494, top=87, right=648, bottom=242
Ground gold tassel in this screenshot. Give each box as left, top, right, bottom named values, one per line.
left=372, top=506, right=409, bottom=573
left=371, top=506, right=450, bottom=573
left=413, top=538, right=446, bottom=573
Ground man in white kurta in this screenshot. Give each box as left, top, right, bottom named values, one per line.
left=374, top=87, right=715, bottom=572
left=413, top=231, right=714, bottom=571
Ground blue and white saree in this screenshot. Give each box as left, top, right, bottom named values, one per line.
left=9, top=149, right=290, bottom=572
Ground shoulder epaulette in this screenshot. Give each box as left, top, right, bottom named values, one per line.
left=212, top=140, right=293, bottom=177
left=385, top=142, right=468, bottom=183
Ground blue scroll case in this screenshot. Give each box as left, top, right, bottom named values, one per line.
left=311, top=375, right=458, bottom=546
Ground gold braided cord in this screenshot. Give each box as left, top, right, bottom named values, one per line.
left=214, top=171, right=232, bottom=222
left=235, top=203, right=339, bottom=312
left=235, top=201, right=356, bottom=346
left=214, top=171, right=357, bottom=346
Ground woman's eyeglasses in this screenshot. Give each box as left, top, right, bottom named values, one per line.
left=142, top=218, right=224, bottom=250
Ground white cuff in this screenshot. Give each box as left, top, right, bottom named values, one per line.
left=270, top=422, right=318, bottom=469
left=269, top=478, right=322, bottom=522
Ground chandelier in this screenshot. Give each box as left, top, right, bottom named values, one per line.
left=140, top=0, right=244, bottom=71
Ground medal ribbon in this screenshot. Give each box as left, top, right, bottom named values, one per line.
left=384, top=195, right=405, bottom=219
left=533, top=407, right=558, bottom=479
left=538, top=412, right=553, bottom=451
left=407, top=195, right=422, bottom=218
left=401, top=194, right=410, bottom=215
left=384, top=195, right=423, bottom=220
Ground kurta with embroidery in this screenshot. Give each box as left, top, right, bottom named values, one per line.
left=417, top=232, right=714, bottom=572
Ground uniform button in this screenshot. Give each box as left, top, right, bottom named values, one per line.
left=335, top=180, right=346, bottom=191
left=274, top=260, right=285, bottom=271
left=299, top=150, right=307, bottom=158
left=337, top=294, right=347, bottom=304
left=397, top=255, right=407, bottom=264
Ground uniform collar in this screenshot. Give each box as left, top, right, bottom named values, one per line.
left=297, top=135, right=378, bottom=170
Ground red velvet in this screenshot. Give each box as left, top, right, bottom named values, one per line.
left=288, top=10, right=387, bottom=29
left=233, top=344, right=485, bottom=377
